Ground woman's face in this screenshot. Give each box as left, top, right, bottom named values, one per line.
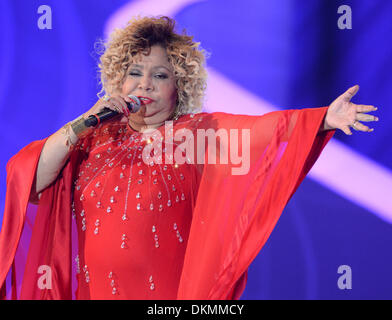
left=120, top=45, right=177, bottom=129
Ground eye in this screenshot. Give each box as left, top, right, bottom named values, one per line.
left=129, top=71, right=141, bottom=77
left=155, top=73, right=168, bottom=79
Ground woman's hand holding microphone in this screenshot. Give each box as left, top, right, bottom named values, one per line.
left=83, top=94, right=137, bottom=122
left=66, top=94, right=137, bottom=147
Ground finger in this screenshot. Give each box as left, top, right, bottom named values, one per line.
left=351, top=121, right=374, bottom=133
left=105, top=100, right=119, bottom=112
left=126, top=95, right=140, bottom=105
left=356, top=113, right=379, bottom=122
left=124, top=95, right=144, bottom=114
left=122, top=94, right=134, bottom=103
left=342, top=85, right=359, bottom=102
left=106, top=102, right=123, bottom=116
left=111, top=99, right=127, bottom=115
left=355, top=104, right=378, bottom=113
left=120, top=95, right=133, bottom=116
left=122, top=105, right=130, bottom=117
left=113, top=96, right=131, bottom=118
left=110, top=96, right=127, bottom=112
left=342, top=125, right=353, bottom=136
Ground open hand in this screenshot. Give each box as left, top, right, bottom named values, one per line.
left=325, top=85, right=379, bottom=135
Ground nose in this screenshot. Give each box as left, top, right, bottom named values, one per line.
left=138, top=74, right=153, bottom=91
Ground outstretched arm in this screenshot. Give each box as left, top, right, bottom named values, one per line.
left=320, top=85, right=379, bottom=134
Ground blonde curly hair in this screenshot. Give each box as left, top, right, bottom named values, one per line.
left=96, top=16, right=208, bottom=116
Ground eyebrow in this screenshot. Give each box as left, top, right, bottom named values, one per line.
left=131, top=64, right=171, bottom=72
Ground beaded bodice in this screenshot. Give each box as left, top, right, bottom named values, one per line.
left=72, top=116, right=202, bottom=299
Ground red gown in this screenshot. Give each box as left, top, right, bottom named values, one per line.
left=0, top=108, right=335, bottom=299
left=73, top=118, right=200, bottom=299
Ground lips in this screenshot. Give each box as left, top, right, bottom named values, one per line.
left=138, top=96, right=155, bottom=105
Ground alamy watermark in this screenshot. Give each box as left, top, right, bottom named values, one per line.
left=37, top=5, right=52, bottom=30
left=37, top=265, right=52, bottom=290
left=139, top=121, right=251, bottom=175
left=337, top=264, right=352, bottom=290
left=337, top=5, right=352, bottom=30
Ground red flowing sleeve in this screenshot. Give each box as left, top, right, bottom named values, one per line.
left=1, top=107, right=334, bottom=300
left=176, top=107, right=335, bottom=299
left=0, top=138, right=81, bottom=299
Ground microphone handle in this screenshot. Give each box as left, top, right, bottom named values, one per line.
left=84, top=107, right=118, bottom=127
left=84, top=100, right=139, bottom=127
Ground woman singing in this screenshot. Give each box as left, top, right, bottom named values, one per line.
left=0, top=16, right=378, bottom=300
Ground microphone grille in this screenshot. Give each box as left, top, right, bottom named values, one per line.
left=128, top=95, right=141, bottom=113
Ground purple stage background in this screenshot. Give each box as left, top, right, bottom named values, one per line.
left=1, top=0, right=391, bottom=299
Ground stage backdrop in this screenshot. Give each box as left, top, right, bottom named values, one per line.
left=1, top=0, right=391, bottom=299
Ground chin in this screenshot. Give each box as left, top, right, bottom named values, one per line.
left=146, top=108, right=173, bottom=118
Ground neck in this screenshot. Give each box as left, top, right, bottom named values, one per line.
left=128, top=120, right=165, bottom=133
left=128, top=109, right=178, bottom=133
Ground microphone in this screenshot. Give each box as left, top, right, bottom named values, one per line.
left=84, top=95, right=142, bottom=127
